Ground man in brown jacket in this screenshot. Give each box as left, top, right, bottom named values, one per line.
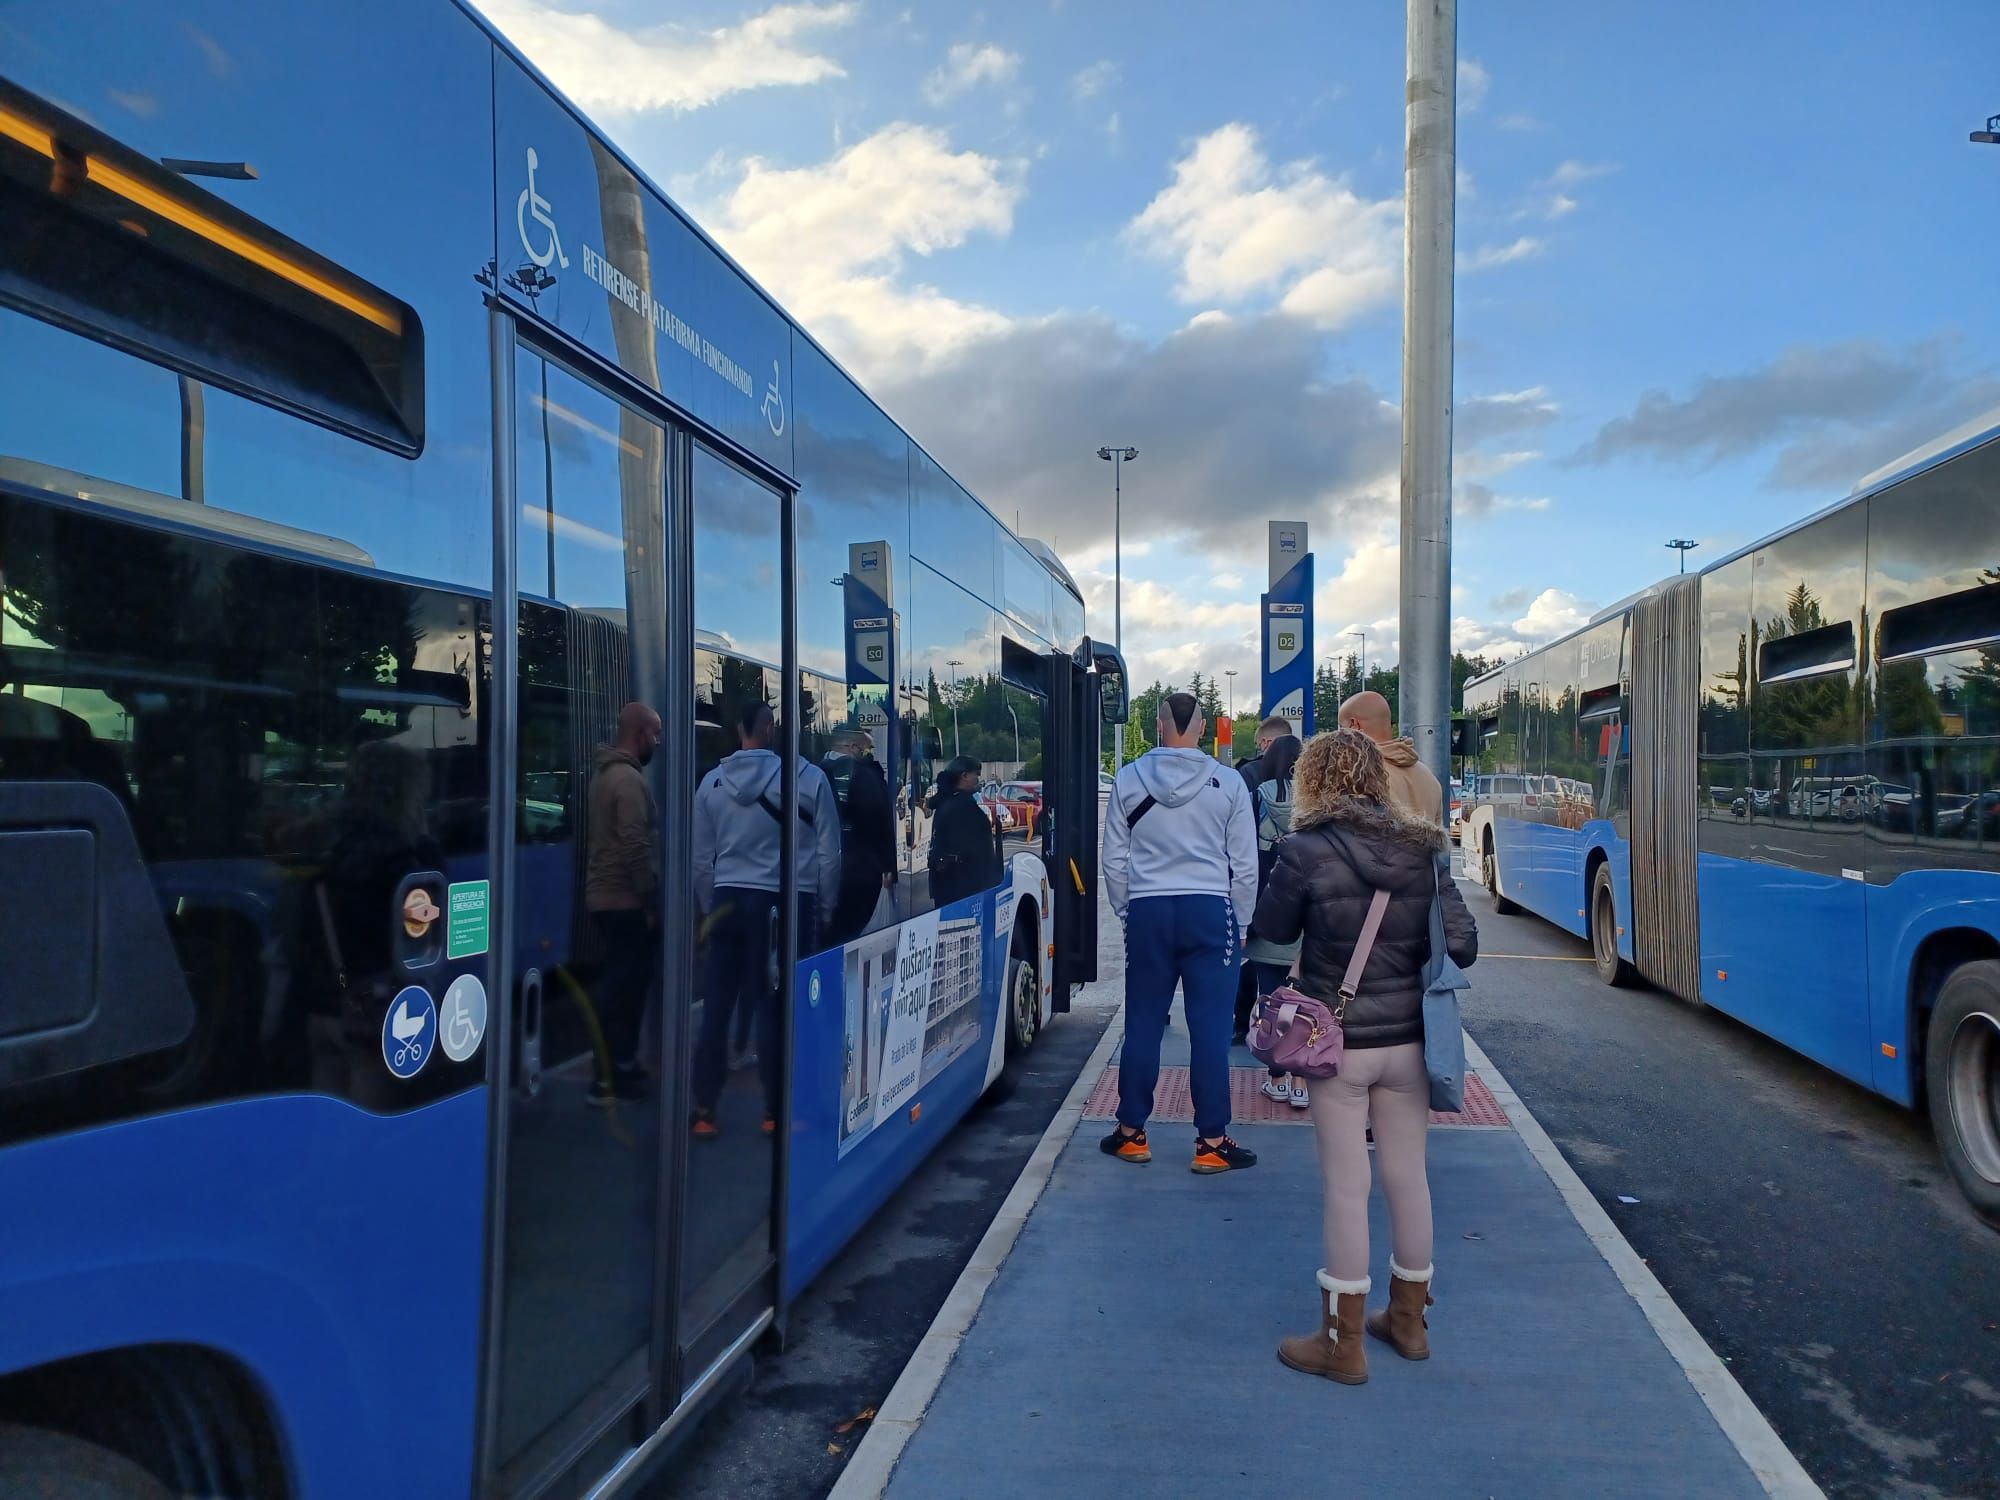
left=1336, top=691, right=1444, bottom=827
left=585, top=701, right=662, bottom=1105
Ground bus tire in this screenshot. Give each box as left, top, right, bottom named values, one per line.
left=1925, top=961, right=2000, bottom=1230
left=1005, top=941, right=1040, bottom=1057
left=1589, top=863, right=1637, bottom=987
left=1482, top=835, right=1519, bottom=916
left=0, top=1424, right=173, bottom=1500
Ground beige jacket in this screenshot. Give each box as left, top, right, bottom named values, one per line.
left=585, top=746, right=659, bottom=912
left=1379, top=738, right=1445, bottom=827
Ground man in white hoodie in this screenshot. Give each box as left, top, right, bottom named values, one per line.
left=690, top=701, right=842, bottom=1137
left=1101, top=691, right=1261, bottom=1173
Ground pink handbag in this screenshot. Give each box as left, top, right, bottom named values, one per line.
left=1246, top=888, right=1391, bottom=1080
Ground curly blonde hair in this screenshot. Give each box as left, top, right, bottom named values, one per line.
left=1295, top=727, right=1388, bottom=808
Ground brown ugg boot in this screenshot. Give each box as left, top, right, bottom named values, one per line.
left=1365, top=1260, right=1434, bottom=1360
left=1277, top=1271, right=1369, bottom=1385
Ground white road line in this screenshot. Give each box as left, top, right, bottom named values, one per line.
left=1463, top=1033, right=1824, bottom=1499
left=828, top=1012, right=1127, bottom=1500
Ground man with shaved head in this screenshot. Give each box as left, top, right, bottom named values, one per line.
left=1337, top=690, right=1445, bottom=826
left=585, top=700, right=664, bottom=1105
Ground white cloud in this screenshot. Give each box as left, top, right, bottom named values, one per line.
left=1070, top=59, right=1119, bottom=101
left=704, top=123, right=1023, bottom=382
left=476, top=0, right=854, bottom=114
left=1212, top=570, right=1245, bottom=592
left=1127, top=123, right=1401, bottom=330
left=923, top=41, right=1020, bottom=104
left=1548, top=159, right=1619, bottom=188
left=1458, top=235, right=1545, bottom=272
left=1547, top=192, right=1578, bottom=219
left=1514, top=587, right=1592, bottom=639
left=1496, top=113, right=1542, bottom=133
left=1458, top=58, right=1491, bottom=112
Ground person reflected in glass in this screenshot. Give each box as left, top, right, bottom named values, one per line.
left=927, top=755, right=1002, bottom=909
left=823, top=726, right=897, bottom=946
left=583, top=702, right=662, bottom=1107
left=691, top=701, right=841, bottom=1138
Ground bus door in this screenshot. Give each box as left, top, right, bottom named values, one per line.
left=1045, top=638, right=1124, bottom=1003
left=486, top=343, right=675, bottom=1494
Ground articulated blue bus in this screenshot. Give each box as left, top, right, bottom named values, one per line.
left=1461, top=416, right=2000, bottom=1230
left=0, top=6, right=1125, bottom=1496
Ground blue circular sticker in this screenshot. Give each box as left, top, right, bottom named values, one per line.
left=382, top=985, right=437, bottom=1079
left=809, top=968, right=823, bottom=1007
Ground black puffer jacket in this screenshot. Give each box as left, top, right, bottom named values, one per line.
left=1251, top=794, right=1477, bottom=1049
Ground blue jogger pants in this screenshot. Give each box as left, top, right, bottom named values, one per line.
left=1118, top=894, right=1240, bottom=1139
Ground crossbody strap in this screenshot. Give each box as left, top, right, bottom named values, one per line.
left=1336, top=888, right=1393, bottom=1020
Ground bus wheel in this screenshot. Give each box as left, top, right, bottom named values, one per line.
left=1006, top=943, right=1040, bottom=1056
left=0, top=1424, right=172, bottom=1500
left=1482, top=837, right=1519, bottom=916
left=1589, top=864, right=1637, bottom=987
left=1926, top=962, right=2000, bottom=1230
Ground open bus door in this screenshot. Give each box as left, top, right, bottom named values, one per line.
left=1044, top=636, right=1126, bottom=1007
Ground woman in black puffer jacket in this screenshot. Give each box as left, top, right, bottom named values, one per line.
left=1252, top=728, right=1477, bottom=1387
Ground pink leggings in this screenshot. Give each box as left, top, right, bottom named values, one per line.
left=1308, top=1042, right=1433, bottom=1283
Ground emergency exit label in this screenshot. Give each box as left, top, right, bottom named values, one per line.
left=447, top=880, right=490, bottom=959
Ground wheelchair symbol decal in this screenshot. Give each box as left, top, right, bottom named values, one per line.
left=517, top=148, right=569, bottom=271
left=761, top=360, right=785, bottom=437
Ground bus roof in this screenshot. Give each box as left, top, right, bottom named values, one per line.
left=450, top=0, right=1081, bottom=607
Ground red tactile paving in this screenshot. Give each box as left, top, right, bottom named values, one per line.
left=1082, top=1065, right=1509, bottom=1129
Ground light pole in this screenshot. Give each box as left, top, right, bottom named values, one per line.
left=163, top=157, right=256, bottom=505
left=1972, top=113, right=2000, bottom=144
left=1666, top=538, right=1699, bottom=574
left=1346, top=629, right=1367, bottom=685
left=1006, top=703, right=1020, bottom=766
left=946, top=658, right=963, bottom=757
left=1223, top=668, right=1238, bottom=717
left=1097, top=444, right=1137, bottom=764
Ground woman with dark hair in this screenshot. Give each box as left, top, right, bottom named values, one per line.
left=1252, top=728, right=1478, bottom=1386
left=928, top=755, right=1003, bottom=907
left=1242, top=733, right=1306, bottom=1107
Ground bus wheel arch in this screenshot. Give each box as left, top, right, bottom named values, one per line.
left=1005, top=906, right=1042, bottom=1056
left=1585, top=854, right=1636, bottom=987
left=0, top=1344, right=291, bottom=1500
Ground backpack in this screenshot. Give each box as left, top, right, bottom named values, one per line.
left=1256, top=777, right=1294, bottom=852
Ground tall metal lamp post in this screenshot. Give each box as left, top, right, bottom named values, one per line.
left=1097, top=445, right=1137, bottom=764
left=1346, top=629, right=1367, bottom=685
left=1666, top=538, right=1699, bottom=574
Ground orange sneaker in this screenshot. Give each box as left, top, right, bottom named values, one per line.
left=1191, top=1135, right=1258, bottom=1174
left=690, top=1114, right=720, bottom=1141
left=1099, top=1125, right=1151, bottom=1163
left=761, top=1116, right=777, bottom=1136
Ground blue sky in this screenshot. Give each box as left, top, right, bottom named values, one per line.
left=479, top=0, right=2000, bottom=689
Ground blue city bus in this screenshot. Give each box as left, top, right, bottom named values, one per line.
left=1460, top=416, right=2000, bottom=1230
left=0, top=7, right=1126, bottom=1496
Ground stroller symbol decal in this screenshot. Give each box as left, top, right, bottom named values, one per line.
left=383, top=986, right=437, bottom=1079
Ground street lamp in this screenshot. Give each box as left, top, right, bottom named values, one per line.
left=945, top=658, right=964, bottom=756
left=1973, top=113, right=2000, bottom=144
left=162, top=156, right=256, bottom=505
left=1223, top=668, right=1238, bottom=717
left=1346, top=629, right=1367, bottom=684
left=1666, top=538, right=1699, bottom=574
left=1096, top=444, right=1138, bottom=764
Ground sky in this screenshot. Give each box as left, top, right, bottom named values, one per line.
left=475, top=0, right=2000, bottom=694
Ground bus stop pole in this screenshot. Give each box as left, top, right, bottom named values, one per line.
left=1399, top=0, right=1456, bottom=797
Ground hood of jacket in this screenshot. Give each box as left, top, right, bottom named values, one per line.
left=1379, top=737, right=1421, bottom=769
left=717, top=747, right=782, bottom=805
left=1292, top=791, right=1444, bottom=870
left=1132, top=746, right=1222, bottom=807
left=595, top=745, right=643, bottom=775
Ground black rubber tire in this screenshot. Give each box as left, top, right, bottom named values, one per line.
left=1925, top=962, right=2000, bottom=1231
left=1005, top=947, right=1039, bottom=1057
left=1482, top=835, right=1519, bottom=916
left=0, top=1425, right=173, bottom=1500
left=1589, top=863, right=1638, bottom=987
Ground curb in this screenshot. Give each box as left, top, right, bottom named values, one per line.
left=827, top=1011, right=1127, bottom=1500
left=1463, top=1033, right=1823, bottom=1500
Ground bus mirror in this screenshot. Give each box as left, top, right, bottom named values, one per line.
left=922, top=726, right=944, bottom=761
left=1099, top=670, right=1127, bottom=725
left=1451, top=715, right=1493, bottom=758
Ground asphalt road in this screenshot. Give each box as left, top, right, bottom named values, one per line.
left=1457, top=875, right=2000, bottom=1499
left=647, top=982, right=1118, bottom=1500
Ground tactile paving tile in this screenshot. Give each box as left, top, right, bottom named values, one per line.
left=1082, top=1065, right=1509, bottom=1128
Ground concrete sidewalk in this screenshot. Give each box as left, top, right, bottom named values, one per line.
left=835, top=1009, right=1818, bottom=1499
